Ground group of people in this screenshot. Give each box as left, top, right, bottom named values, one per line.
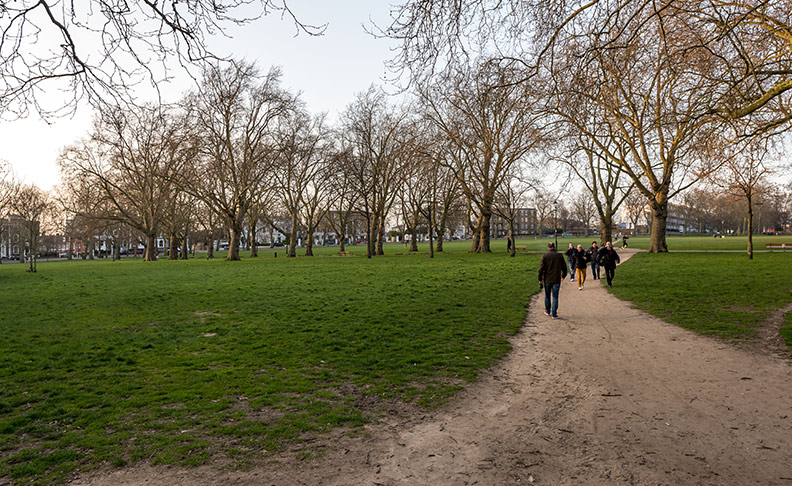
left=537, top=240, right=621, bottom=319
left=563, top=241, right=620, bottom=290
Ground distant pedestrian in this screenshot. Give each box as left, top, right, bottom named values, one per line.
left=564, top=243, right=576, bottom=281
left=538, top=242, right=568, bottom=319
left=597, top=241, right=621, bottom=287
left=621, top=234, right=629, bottom=249
left=588, top=241, right=600, bottom=280
left=574, top=244, right=588, bottom=290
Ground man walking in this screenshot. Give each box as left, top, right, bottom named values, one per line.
left=564, top=242, right=576, bottom=281
left=597, top=241, right=621, bottom=287
left=539, top=242, right=568, bottom=319
left=588, top=241, right=600, bottom=280
left=574, top=244, right=588, bottom=290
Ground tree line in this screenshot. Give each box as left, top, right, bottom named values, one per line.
left=2, top=1, right=792, bottom=268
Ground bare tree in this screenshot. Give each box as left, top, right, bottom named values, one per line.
left=421, top=61, right=542, bottom=253
left=622, top=189, right=647, bottom=237
left=189, top=61, right=292, bottom=261
left=531, top=188, right=556, bottom=235
left=59, top=105, right=189, bottom=261
left=710, top=139, right=777, bottom=259
left=570, top=190, right=597, bottom=237
left=8, top=183, right=50, bottom=272
left=269, top=109, right=330, bottom=257
left=1, top=0, right=322, bottom=118
left=341, top=87, right=410, bottom=258
left=324, top=146, right=360, bottom=254
left=494, top=170, right=534, bottom=257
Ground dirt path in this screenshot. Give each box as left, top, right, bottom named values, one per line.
left=74, top=252, right=792, bottom=486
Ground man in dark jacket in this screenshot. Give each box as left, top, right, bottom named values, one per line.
left=597, top=241, right=621, bottom=287
left=564, top=243, right=576, bottom=281
left=588, top=241, right=600, bottom=280
left=538, top=242, right=568, bottom=318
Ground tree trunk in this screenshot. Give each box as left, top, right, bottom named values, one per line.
left=600, top=214, right=613, bottom=246
left=428, top=207, right=434, bottom=259
left=305, top=230, right=314, bottom=256
left=68, top=239, right=74, bottom=260
left=436, top=218, right=445, bottom=252
left=469, top=214, right=481, bottom=252
left=89, top=236, right=95, bottom=260
left=366, top=214, right=373, bottom=259
left=409, top=227, right=418, bottom=252
left=144, top=233, right=157, bottom=261
left=376, top=215, right=385, bottom=256
left=180, top=236, right=189, bottom=260
left=206, top=234, right=215, bottom=259
left=472, top=210, right=492, bottom=253
left=168, top=234, right=179, bottom=260
left=508, top=224, right=515, bottom=258
left=287, top=215, right=298, bottom=258
left=114, top=242, right=121, bottom=261
left=648, top=201, right=669, bottom=253
left=227, top=223, right=242, bottom=261
left=747, top=196, right=754, bottom=260
left=249, top=220, right=258, bottom=257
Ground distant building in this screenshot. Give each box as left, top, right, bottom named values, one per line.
left=619, top=202, right=694, bottom=233
left=491, top=208, right=537, bottom=237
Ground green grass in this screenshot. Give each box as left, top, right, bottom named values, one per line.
left=602, top=233, right=790, bottom=251
left=498, top=233, right=791, bottom=252
left=608, top=252, right=792, bottom=340
left=0, top=243, right=536, bottom=484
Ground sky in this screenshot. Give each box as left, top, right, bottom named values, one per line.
left=0, top=1, right=399, bottom=191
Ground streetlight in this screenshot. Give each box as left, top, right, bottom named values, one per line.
left=553, top=200, right=559, bottom=248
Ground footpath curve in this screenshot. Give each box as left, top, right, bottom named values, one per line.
left=75, top=252, right=792, bottom=486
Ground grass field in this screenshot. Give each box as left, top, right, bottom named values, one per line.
left=2, top=240, right=790, bottom=484
left=0, top=244, right=536, bottom=484
left=607, top=252, right=792, bottom=340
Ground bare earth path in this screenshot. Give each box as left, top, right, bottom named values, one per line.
left=74, top=252, right=792, bottom=486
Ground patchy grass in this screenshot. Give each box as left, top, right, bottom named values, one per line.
left=608, top=252, right=792, bottom=340
left=782, top=312, right=792, bottom=351
left=0, top=244, right=537, bottom=484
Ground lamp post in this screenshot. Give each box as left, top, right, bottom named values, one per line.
left=553, top=200, right=559, bottom=248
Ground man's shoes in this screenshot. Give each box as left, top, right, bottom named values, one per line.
left=552, top=315, right=560, bottom=319
left=544, top=311, right=550, bottom=316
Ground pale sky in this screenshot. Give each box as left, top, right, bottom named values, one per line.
left=0, top=1, right=398, bottom=191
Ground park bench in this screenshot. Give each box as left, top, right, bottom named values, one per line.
left=764, top=242, right=792, bottom=251
left=514, top=245, right=527, bottom=251
left=339, top=251, right=352, bottom=256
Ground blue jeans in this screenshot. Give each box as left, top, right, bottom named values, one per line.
left=544, top=283, right=561, bottom=317
left=568, top=261, right=575, bottom=280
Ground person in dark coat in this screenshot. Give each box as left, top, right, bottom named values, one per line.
left=574, top=244, right=589, bottom=290
left=597, top=241, right=621, bottom=287
left=564, top=243, right=576, bottom=281
left=538, top=242, right=568, bottom=319
left=588, top=241, right=600, bottom=280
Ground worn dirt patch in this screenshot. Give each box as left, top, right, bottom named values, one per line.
left=72, top=252, right=792, bottom=485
